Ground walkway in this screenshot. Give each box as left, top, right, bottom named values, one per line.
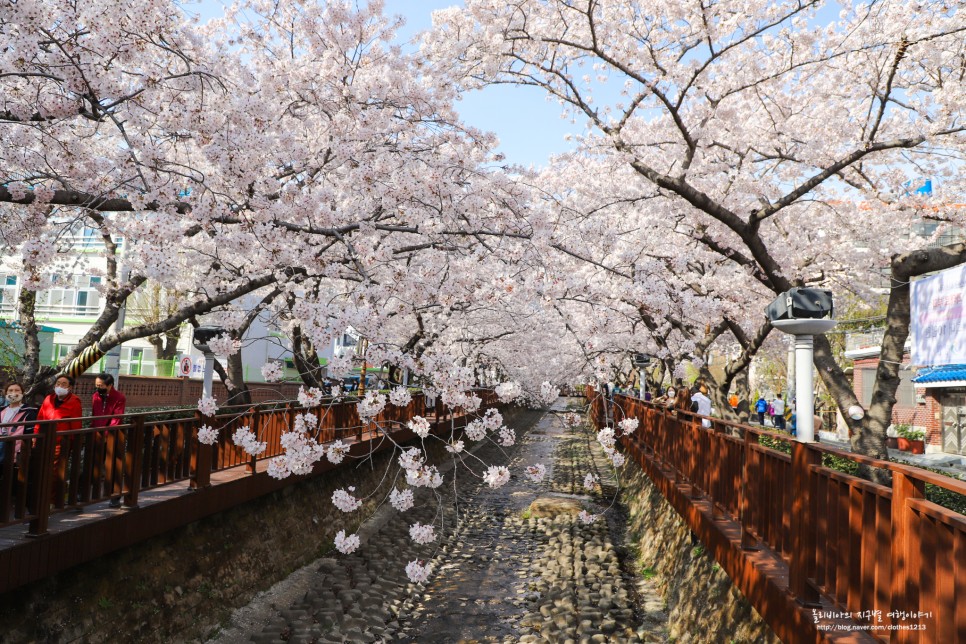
left=210, top=400, right=666, bottom=643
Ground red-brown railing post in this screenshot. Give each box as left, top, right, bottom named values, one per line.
left=789, top=441, right=821, bottom=605
left=740, top=428, right=759, bottom=550
left=891, top=470, right=925, bottom=640
left=710, top=422, right=722, bottom=519
left=248, top=407, right=260, bottom=474
left=124, top=415, right=146, bottom=508
left=27, top=421, right=57, bottom=537
left=190, top=411, right=211, bottom=489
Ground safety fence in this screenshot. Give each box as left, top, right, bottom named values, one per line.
left=0, top=390, right=497, bottom=538
left=590, top=391, right=966, bottom=644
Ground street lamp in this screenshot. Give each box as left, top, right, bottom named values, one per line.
left=766, top=289, right=836, bottom=443
left=192, top=325, right=226, bottom=399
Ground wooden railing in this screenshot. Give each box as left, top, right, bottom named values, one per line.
left=594, top=392, right=966, bottom=643
left=0, top=389, right=498, bottom=539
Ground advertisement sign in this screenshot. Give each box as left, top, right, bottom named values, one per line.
left=911, top=262, right=966, bottom=366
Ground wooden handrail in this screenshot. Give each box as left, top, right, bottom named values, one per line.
left=599, top=390, right=966, bottom=639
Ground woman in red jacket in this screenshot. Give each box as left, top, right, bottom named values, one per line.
left=37, top=374, right=83, bottom=507
left=37, top=374, right=83, bottom=434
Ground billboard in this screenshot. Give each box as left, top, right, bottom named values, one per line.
left=910, top=262, right=966, bottom=366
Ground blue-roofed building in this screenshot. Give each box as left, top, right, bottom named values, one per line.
left=845, top=330, right=966, bottom=457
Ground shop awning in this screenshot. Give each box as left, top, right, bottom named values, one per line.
left=912, top=364, right=966, bottom=388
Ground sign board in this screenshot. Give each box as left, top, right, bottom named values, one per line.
left=177, top=355, right=193, bottom=377
left=911, top=262, right=966, bottom=366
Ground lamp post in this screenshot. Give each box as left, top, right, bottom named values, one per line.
left=766, top=289, right=836, bottom=443
left=192, top=325, right=226, bottom=399
left=634, top=353, right=652, bottom=399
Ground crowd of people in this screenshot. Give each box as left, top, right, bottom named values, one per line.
left=0, top=373, right=127, bottom=506
left=609, top=379, right=825, bottom=437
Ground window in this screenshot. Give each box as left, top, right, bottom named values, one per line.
left=4, top=276, right=16, bottom=286
left=89, top=276, right=101, bottom=286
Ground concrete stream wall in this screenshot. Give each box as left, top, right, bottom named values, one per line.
left=620, top=463, right=780, bottom=643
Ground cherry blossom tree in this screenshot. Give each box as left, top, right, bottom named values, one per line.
left=427, top=0, right=966, bottom=466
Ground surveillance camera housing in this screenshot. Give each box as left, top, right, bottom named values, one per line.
left=765, top=288, right=834, bottom=322
left=192, top=325, right=227, bottom=351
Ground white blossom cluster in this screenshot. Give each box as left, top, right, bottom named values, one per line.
left=390, top=487, right=415, bottom=511
left=335, top=530, right=360, bottom=554
left=525, top=463, right=547, bottom=483
left=482, top=408, right=503, bottom=431
left=389, top=386, right=413, bottom=407
left=197, top=396, right=219, bottom=417
left=232, top=426, right=266, bottom=456
left=583, top=473, right=598, bottom=491
left=207, top=334, right=240, bottom=356
left=298, top=387, right=324, bottom=408
left=538, top=381, right=559, bottom=406
left=326, top=440, right=350, bottom=464
left=197, top=424, right=219, bottom=445
left=445, top=439, right=465, bottom=454
left=406, top=465, right=444, bottom=489
left=357, top=391, right=387, bottom=421
left=483, top=465, right=511, bottom=488
left=293, top=412, right=318, bottom=433
left=327, top=355, right=353, bottom=379
left=398, top=448, right=424, bottom=472
left=497, top=426, right=515, bottom=447
left=267, top=418, right=327, bottom=477
left=405, top=560, right=432, bottom=584
left=409, top=415, right=432, bottom=438
left=465, top=419, right=486, bottom=441
left=597, top=427, right=616, bottom=450
left=409, top=522, right=436, bottom=545
left=596, top=426, right=626, bottom=468
left=494, top=381, right=523, bottom=402
left=578, top=511, right=598, bottom=525
left=332, top=487, right=362, bottom=513
left=618, top=418, right=639, bottom=435
left=564, top=412, right=582, bottom=428
left=260, top=361, right=284, bottom=383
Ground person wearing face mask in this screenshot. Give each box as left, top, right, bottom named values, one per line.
left=91, top=373, right=126, bottom=508
left=37, top=374, right=83, bottom=507
left=37, top=374, right=83, bottom=433
left=0, top=381, right=37, bottom=470
left=91, top=373, right=125, bottom=426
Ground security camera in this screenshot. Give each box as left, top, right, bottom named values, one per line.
left=766, top=289, right=836, bottom=336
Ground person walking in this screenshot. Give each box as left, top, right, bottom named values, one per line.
left=690, top=385, right=713, bottom=428
left=771, top=396, right=786, bottom=430
left=92, top=374, right=127, bottom=508
left=755, top=395, right=767, bottom=425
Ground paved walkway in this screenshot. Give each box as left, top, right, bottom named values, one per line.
left=209, top=401, right=666, bottom=643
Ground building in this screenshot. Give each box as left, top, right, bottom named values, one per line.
left=0, top=225, right=353, bottom=384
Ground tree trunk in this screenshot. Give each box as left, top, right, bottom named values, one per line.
left=290, top=324, right=324, bottom=389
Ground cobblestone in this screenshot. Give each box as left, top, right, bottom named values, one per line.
left=209, top=401, right=667, bottom=643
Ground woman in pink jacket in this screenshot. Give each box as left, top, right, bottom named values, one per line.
left=0, top=381, right=38, bottom=469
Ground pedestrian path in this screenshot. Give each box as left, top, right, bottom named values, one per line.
left=209, top=400, right=666, bottom=643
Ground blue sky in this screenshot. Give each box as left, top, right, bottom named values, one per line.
left=185, top=0, right=577, bottom=168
